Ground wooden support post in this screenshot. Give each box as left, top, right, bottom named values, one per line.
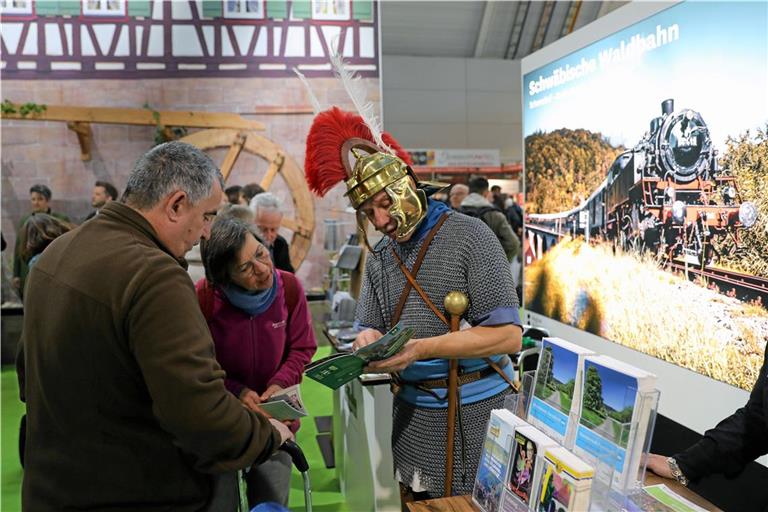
left=219, top=132, right=247, bottom=181
left=66, top=121, right=93, bottom=161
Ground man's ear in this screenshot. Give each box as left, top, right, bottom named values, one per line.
left=164, top=190, right=188, bottom=222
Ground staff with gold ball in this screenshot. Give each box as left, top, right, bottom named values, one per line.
left=444, top=291, right=469, bottom=496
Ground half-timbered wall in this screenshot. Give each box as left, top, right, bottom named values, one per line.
left=1, top=0, right=380, bottom=289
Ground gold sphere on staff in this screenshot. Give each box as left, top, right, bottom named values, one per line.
left=444, top=291, right=469, bottom=316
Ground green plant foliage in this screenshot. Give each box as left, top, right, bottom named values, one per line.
left=582, top=365, right=606, bottom=417
left=19, top=102, right=47, bottom=117
left=143, top=102, right=188, bottom=146
left=525, top=128, right=625, bottom=214
left=2, top=100, right=47, bottom=117
left=1, top=99, right=17, bottom=115
left=717, top=125, right=768, bottom=280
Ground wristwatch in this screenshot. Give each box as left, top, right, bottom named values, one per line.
left=667, top=457, right=689, bottom=487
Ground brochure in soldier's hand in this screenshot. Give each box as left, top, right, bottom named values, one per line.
left=304, top=322, right=414, bottom=390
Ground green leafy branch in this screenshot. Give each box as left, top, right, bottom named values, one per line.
left=2, top=100, right=47, bottom=117
left=143, top=102, right=187, bottom=146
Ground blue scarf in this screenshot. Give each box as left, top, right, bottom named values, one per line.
left=411, top=199, right=452, bottom=241
left=221, top=271, right=278, bottom=316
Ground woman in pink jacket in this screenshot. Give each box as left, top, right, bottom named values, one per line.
left=197, top=217, right=317, bottom=508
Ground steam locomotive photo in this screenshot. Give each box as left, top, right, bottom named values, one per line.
left=529, top=99, right=758, bottom=264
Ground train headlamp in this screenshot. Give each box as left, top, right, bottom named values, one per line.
left=671, top=200, right=686, bottom=224
left=664, top=187, right=676, bottom=203
left=739, top=202, right=758, bottom=228
left=723, top=186, right=737, bottom=205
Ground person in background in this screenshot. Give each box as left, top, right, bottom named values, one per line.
left=460, top=176, right=521, bottom=264
left=13, top=184, right=70, bottom=296
left=198, top=217, right=317, bottom=508
left=448, top=183, right=469, bottom=210
left=251, top=192, right=294, bottom=273
left=219, top=203, right=256, bottom=223
left=647, top=342, right=768, bottom=494
left=85, top=180, right=119, bottom=221
left=225, top=184, right=248, bottom=205
left=22, top=214, right=74, bottom=269
left=490, top=185, right=503, bottom=209
left=242, top=183, right=266, bottom=205
left=17, top=141, right=291, bottom=511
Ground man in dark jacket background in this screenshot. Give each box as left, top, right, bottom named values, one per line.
left=17, top=141, right=292, bottom=511
left=460, top=176, right=521, bottom=264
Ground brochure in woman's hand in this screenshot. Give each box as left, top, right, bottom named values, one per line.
left=258, top=384, right=307, bottom=420
left=304, top=322, right=414, bottom=390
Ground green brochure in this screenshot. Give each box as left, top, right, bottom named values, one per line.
left=304, top=322, right=414, bottom=390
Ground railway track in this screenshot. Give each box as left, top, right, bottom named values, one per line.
left=667, top=261, right=768, bottom=305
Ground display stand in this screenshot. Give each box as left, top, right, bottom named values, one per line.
left=497, top=371, right=660, bottom=512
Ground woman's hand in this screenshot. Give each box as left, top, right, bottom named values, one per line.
left=260, top=384, right=284, bottom=402
left=645, top=454, right=674, bottom=479
left=239, top=387, right=262, bottom=412
left=365, top=339, right=425, bottom=373
left=353, top=328, right=383, bottom=350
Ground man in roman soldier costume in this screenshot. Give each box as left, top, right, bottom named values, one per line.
left=304, top=105, right=522, bottom=506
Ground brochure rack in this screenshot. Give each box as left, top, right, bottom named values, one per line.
left=497, top=372, right=660, bottom=512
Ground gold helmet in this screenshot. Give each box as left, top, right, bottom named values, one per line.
left=305, top=108, right=427, bottom=242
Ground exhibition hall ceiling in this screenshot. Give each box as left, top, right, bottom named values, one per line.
left=381, top=1, right=629, bottom=59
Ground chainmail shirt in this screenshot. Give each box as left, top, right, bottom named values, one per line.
left=355, top=210, right=520, bottom=496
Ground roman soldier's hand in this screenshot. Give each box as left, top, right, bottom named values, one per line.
left=365, top=339, right=423, bottom=373
left=353, top=328, right=383, bottom=350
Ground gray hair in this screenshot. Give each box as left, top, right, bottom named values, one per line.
left=250, top=192, right=282, bottom=216
left=122, top=141, right=224, bottom=210
left=218, top=204, right=255, bottom=224
left=200, top=218, right=264, bottom=286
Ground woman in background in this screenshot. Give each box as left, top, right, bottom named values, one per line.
left=22, top=213, right=74, bottom=269
left=198, top=218, right=317, bottom=508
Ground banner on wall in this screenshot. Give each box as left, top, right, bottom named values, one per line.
left=522, top=1, right=768, bottom=391
left=408, top=149, right=501, bottom=168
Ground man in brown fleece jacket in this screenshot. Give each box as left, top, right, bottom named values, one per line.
left=17, top=141, right=292, bottom=511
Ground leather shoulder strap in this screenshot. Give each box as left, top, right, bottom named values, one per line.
left=391, top=213, right=449, bottom=326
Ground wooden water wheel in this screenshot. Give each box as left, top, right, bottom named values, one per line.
left=180, top=129, right=314, bottom=271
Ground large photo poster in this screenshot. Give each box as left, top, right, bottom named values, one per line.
left=522, top=1, right=768, bottom=390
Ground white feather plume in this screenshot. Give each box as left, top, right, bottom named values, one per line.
left=329, top=36, right=393, bottom=154
left=292, top=67, right=323, bottom=115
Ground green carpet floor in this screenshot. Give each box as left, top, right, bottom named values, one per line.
left=1, top=345, right=347, bottom=512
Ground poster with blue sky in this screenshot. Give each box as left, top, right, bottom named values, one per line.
left=523, top=1, right=768, bottom=392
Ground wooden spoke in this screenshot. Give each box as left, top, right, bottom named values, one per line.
left=219, top=132, right=247, bottom=182
left=260, top=152, right=285, bottom=190
left=180, top=129, right=315, bottom=271
left=281, top=217, right=299, bottom=232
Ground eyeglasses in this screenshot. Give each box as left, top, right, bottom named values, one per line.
left=234, top=249, right=272, bottom=276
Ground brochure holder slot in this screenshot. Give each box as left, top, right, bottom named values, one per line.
left=499, top=372, right=660, bottom=511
